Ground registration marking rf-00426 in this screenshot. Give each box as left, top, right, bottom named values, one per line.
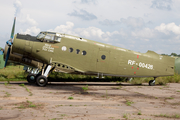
left=128, top=60, right=153, bottom=70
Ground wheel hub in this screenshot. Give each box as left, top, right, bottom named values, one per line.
left=39, top=79, right=45, bottom=83
left=30, top=76, right=35, bottom=80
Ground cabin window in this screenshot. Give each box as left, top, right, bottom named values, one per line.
left=101, top=55, right=106, bottom=60
left=69, top=48, right=73, bottom=52
left=82, top=51, right=87, bottom=55
left=45, top=35, right=54, bottom=40
left=55, top=37, right=61, bottom=42
left=76, top=49, right=80, bottom=54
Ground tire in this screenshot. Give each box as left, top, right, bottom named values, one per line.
left=36, top=75, right=48, bottom=87
left=149, top=80, right=155, bottom=86
left=27, top=74, right=36, bottom=83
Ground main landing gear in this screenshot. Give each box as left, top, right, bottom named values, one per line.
left=27, top=68, right=39, bottom=83
left=27, top=65, right=54, bottom=87
left=149, top=77, right=156, bottom=86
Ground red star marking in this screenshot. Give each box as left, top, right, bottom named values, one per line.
left=137, top=55, right=139, bottom=59
left=132, top=67, right=133, bottom=69
left=134, top=72, right=136, bottom=74
left=137, top=68, right=139, bottom=70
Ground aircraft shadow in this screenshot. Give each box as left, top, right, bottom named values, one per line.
left=0, top=82, right=164, bottom=99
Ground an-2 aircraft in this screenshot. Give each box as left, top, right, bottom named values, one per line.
left=3, top=17, right=180, bottom=87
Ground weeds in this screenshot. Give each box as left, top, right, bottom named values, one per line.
left=68, top=96, right=73, bottom=100
left=82, top=85, right=88, bottom=92
left=155, top=114, right=180, bottom=118
left=16, top=100, right=43, bottom=109
left=60, top=114, right=67, bottom=117
left=126, top=100, right=134, bottom=106
left=166, top=97, right=174, bottom=99
left=138, top=111, right=142, bottom=115
left=1, top=66, right=180, bottom=84
left=106, top=89, right=109, bottom=99
left=4, top=92, right=11, bottom=97
left=123, top=113, right=130, bottom=119
left=19, top=84, right=33, bottom=96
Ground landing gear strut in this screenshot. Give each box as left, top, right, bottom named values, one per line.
left=149, top=77, right=156, bottom=86
left=35, top=65, right=54, bottom=87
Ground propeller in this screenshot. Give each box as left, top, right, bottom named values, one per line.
left=4, top=17, right=16, bottom=68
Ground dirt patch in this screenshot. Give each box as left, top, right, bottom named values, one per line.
left=0, top=82, right=180, bottom=120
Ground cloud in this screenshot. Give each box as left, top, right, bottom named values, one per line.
left=13, top=0, right=22, bottom=16
left=75, top=27, right=106, bottom=40
left=48, top=22, right=77, bottom=35
left=20, top=26, right=40, bottom=35
left=151, top=0, right=172, bottom=11
left=99, top=17, right=145, bottom=28
left=99, top=19, right=121, bottom=26
left=73, top=0, right=97, bottom=4
left=13, top=0, right=40, bottom=35
left=19, top=14, right=38, bottom=26
left=81, top=0, right=97, bottom=4
left=120, top=17, right=145, bottom=28
left=68, top=9, right=97, bottom=21
left=131, top=28, right=155, bottom=39
left=155, top=22, right=180, bottom=35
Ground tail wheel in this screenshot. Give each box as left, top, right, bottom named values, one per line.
left=149, top=80, right=155, bottom=86
left=27, top=74, right=36, bottom=83
left=36, top=75, right=48, bottom=87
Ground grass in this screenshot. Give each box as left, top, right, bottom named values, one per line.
left=1, top=65, right=180, bottom=85
left=68, top=96, right=73, bottom=100
left=19, top=84, right=33, bottom=96
left=166, top=97, right=174, bottom=99
left=82, top=85, right=89, bottom=92
left=125, top=100, right=134, bottom=106
left=4, top=92, right=11, bottom=97
left=106, top=89, right=109, bottom=99
left=0, top=66, right=28, bottom=81
left=155, top=114, right=180, bottom=118
left=49, top=118, right=63, bottom=120
left=123, top=113, right=130, bottom=119
left=16, top=100, right=43, bottom=109
left=138, top=111, right=142, bottom=115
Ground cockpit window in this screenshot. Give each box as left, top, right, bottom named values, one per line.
left=37, top=32, right=45, bottom=39
left=45, top=34, right=54, bottom=41
left=37, top=32, right=61, bottom=43
left=55, top=37, right=61, bottom=42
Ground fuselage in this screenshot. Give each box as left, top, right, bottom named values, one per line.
left=12, top=32, right=175, bottom=77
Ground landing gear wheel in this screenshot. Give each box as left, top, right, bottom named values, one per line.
left=27, top=74, right=36, bottom=83
left=36, top=75, right=48, bottom=87
left=149, top=80, right=155, bottom=86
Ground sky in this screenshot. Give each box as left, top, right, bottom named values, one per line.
left=1, top=0, right=180, bottom=54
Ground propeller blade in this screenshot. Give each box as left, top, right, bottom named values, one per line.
left=10, top=17, right=16, bottom=39
left=4, top=47, right=10, bottom=68
left=4, top=17, right=16, bottom=68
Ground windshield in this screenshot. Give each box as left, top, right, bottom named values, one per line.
left=36, top=32, right=61, bottom=43
left=37, top=32, right=46, bottom=39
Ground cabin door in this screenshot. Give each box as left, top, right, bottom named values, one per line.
left=24, top=41, right=33, bottom=54
left=96, top=51, right=109, bottom=73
